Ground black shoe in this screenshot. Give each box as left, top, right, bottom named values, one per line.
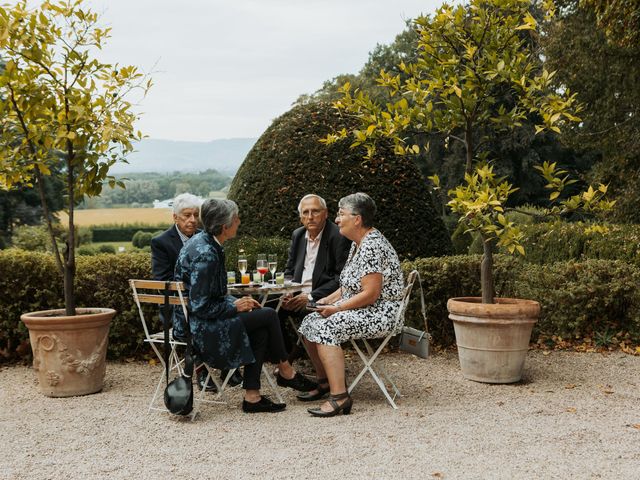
left=307, top=392, right=353, bottom=417
left=197, top=370, right=218, bottom=393
left=296, top=381, right=330, bottom=402
left=276, top=372, right=317, bottom=392
left=221, top=369, right=243, bottom=387
left=242, top=396, right=286, bottom=413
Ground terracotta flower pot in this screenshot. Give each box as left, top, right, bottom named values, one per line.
left=21, top=308, right=115, bottom=397
left=447, top=297, right=540, bottom=383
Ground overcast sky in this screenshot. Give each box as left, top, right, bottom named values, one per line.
left=84, top=0, right=442, bottom=142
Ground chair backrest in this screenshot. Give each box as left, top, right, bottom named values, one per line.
left=129, top=279, right=188, bottom=339
left=393, top=270, right=418, bottom=332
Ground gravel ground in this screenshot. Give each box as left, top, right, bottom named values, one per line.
left=1, top=350, right=639, bottom=480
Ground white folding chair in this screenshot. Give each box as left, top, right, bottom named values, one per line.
left=129, top=279, right=189, bottom=414
left=347, top=270, right=419, bottom=409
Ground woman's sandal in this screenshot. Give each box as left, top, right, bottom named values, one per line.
left=296, top=378, right=330, bottom=402
left=307, top=391, right=353, bottom=417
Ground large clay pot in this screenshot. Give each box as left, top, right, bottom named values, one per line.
left=447, top=297, right=539, bottom=383
left=21, top=308, right=115, bottom=397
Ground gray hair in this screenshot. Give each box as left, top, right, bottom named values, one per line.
left=172, top=193, right=203, bottom=215
left=297, top=194, right=327, bottom=214
left=200, top=199, right=239, bottom=236
left=338, top=192, right=376, bottom=228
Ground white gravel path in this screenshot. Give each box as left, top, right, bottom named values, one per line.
left=1, top=350, right=639, bottom=480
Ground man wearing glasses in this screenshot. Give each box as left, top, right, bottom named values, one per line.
left=280, top=194, right=351, bottom=360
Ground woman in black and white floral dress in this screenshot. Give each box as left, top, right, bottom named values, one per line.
left=298, top=192, right=404, bottom=417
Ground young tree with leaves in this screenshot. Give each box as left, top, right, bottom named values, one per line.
left=323, top=0, right=613, bottom=303
left=0, top=0, right=151, bottom=314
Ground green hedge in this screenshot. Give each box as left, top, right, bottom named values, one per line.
left=402, top=255, right=640, bottom=346
left=513, top=222, right=640, bottom=265
left=3, top=250, right=639, bottom=363
left=92, top=224, right=170, bottom=242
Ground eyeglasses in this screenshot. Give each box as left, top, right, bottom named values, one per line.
left=300, top=209, right=325, bottom=218
left=336, top=212, right=358, bottom=219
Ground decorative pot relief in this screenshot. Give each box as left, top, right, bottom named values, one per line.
left=33, top=333, right=108, bottom=376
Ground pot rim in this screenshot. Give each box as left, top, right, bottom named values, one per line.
left=21, top=308, right=116, bottom=330
left=447, top=297, right=540, bottom=320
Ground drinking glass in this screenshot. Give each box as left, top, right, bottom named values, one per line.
left=275, top=272, right=285, bottom=285
left=268, top=254, right=277, bottom=283
left=227, top=271, right=236, bottom=285
left=256, top=254, right=268, bottom=285
left=237, top=255, right=247, bottom=276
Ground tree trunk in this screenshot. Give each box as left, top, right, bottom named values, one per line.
left=480, top=235, right=495, bottom=304
left=64, top=156, right=76, bottom=316
left=465, top=120, right=473, bottom=175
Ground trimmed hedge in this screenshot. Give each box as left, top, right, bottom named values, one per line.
left=92, top=224, right=170, bottom=242
left=402, top=255, right=640, bottom=346
left=512, top=222, right=640, bottom=265
left=2, top=250, right=639, bottom=363
left=228, top=101, right=452, bottom=259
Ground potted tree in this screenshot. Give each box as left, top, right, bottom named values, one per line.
left=0, top=0, right=150, bottom=396
left=322, top=0, right=613, bottom=382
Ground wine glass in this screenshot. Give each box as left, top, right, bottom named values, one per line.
left=268, top=254, right=277, bottom=284
left=256, top=254, right=268, bottom=285
left=237, top=255, right=247, bottom=277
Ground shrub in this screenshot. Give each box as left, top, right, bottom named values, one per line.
left=132, top=230, right=153, bottom=249
left=11, top=225, right=53, bottom=251
left=228, top=102, right=451, bottom=259
left=513, top=222, right=640, bottom=265
left=92, top=224, right=170, bottom=242
left=0, top=250, right=151, bottom=362
left=402, top=255, right=640, bottom=345
left=77, top=245, right=97, bottom=256
left=98, top=244, right=116, bottom=254
left=224, top=236, right=291, bottom=275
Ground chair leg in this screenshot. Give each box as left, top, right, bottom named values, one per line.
left=348, top=337, right=399, bottom=409
left=363, top=340, right=401, bottom=400
left=261, top=365, right=284, bottom=403
left=148, top=366, right=167, bottom=413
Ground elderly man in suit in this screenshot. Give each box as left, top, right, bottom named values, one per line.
left=279, top=194, right=351, bottom=360
left=151, top=192, right=242, bottom=390
left=151, top=193, right=202, bottom=283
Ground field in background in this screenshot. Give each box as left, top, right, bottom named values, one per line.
left=58, top=208, right=172, bottom=226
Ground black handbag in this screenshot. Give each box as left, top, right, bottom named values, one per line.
left=161, top=282, right=194, bottom=416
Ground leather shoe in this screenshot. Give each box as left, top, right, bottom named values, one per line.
left=242, top=396, right=286, bottom=413
left=296, top=383, right=330, bottom=402
left=221, top=369, right=243, bottom=387
left=197, top=369, right=218, bottom=393
left=276, top=372, right=317, bottom=392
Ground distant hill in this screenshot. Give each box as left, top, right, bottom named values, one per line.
left=110, top=138, right=257, bottom=176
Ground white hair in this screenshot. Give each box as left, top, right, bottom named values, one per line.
left=297, top=194, right=327, bottom=214
left=172, top=193, right=203, bottom=214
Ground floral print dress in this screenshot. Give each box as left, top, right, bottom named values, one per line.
left=299, top=229, right=404, bottom=346
left=174, top=231, right=255, bottom=369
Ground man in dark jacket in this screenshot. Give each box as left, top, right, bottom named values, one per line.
left=279, top=194, right=352, bottom=359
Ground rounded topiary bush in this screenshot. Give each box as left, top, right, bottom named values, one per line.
left=228, top=102, right=451, bottom=259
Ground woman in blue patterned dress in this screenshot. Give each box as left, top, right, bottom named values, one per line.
left=298, top=193, right=404, bottom=417
left=175, top=199, right=315, bottom=413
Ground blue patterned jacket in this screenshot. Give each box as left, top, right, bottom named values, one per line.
left=175, top=231, right=254, bottom=369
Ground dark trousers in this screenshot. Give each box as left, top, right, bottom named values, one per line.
left=277, top=307, right=306, bottom=358
left=239, top=307, right=288, bottom=390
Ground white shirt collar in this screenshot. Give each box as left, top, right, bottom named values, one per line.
left=175, top=224, right=190, bottom=245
